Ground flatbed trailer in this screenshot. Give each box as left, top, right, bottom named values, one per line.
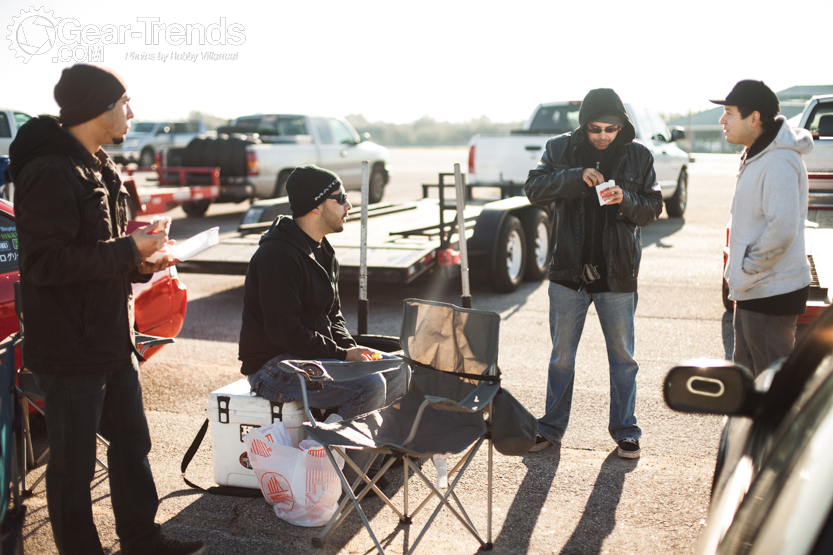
left=122, top=167, right=221, bottom=217
left=178, top=173, right=552, bottom=293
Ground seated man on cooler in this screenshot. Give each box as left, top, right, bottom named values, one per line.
left=238, top=164, right=405, bottom=420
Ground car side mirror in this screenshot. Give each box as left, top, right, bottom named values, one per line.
left=664, top=359, right=761, bottom=416
left=361, top=132, right=372, bottom=142
left=671, top=127, right=686, bottom=142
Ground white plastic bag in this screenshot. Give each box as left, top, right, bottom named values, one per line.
left=244, top=421, right=345, bottom=527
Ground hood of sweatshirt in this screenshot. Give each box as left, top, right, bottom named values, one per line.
left=8, top=115, right=98, bottom=181
left=574, top=88, right=636, bottom=146
left=259, top=214, right=326, bottom=256
left=744, top=116, right=813, bottom=165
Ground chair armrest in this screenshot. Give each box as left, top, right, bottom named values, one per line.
left=135, top=333, right=175, bottom=356
left=424, top=381, right=500, bottom=414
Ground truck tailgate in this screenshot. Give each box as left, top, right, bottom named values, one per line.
left=469, top=135, right=550, bottom=185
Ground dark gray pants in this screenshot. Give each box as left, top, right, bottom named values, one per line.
left=733, top=308, right=798, bottom=376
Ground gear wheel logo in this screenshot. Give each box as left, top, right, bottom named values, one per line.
left=7, top=7, right=61, bottom=64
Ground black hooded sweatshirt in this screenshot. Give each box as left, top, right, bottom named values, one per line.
left=238, top=215, right=356, bottom=375
left=9, top=116, right=147, bottom=375
left=524, top=89, right=663, bottom=292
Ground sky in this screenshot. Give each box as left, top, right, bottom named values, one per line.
left=3, top=0, right=832, bottom=125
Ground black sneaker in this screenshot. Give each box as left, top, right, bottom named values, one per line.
left=149, top=536, right=207, bottom=555
left=617, top=438, right=641, bottom=459
left=528, top=435, right=552, bottom=453
left=352, top=473, right=390, bottom=498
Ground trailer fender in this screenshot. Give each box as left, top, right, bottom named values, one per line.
left=469, top=197, right=540, bottom=273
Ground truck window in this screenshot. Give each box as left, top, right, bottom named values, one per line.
left=131, top=122, right=156, bottom=133
left=13, top=112, right=31, bottom=130
left=0, top=113, right=10, bottom=138
left=0, top=214, right=18, bottom=274
left=804, top=103, right=833, bottom=139
left=648, top=110, right=670, bottom=142
left=328, top=119, right=358, bottom=144
left=314, top=118, right=334, bottom=144
left=172, top=123, right=189, bottom=133
left=276, top=116, right=307, bottom=136
left=529, top=106, right=581, bottom=134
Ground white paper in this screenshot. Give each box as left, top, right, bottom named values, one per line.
left=596, top=180, right=616, bottom=206
left=146, top=226, right=219, bottom=263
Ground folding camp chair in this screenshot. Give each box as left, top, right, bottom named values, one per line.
left=299, top=298, right=502, bottom=554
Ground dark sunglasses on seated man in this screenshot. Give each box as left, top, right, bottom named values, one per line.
left=328, top=192, right=349, bottom=205
left=586, top=125, right=622, bottom=134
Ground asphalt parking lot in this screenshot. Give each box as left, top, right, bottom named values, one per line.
left=21, top=149, right=739, bottom=554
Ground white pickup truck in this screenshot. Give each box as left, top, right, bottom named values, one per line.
left=0, top=108, right=33, bottom=157
left=467, top=101, right=690, bottom=217
left=159, top=114, right=390, bottom=216
left=104, top=120, right=205, bottom=167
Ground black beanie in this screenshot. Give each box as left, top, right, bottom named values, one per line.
left=54, top=64, right=127, bottom=128
left=286, top=165, right=343, bottom=217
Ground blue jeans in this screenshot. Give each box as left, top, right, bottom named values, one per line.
left=538, top=282, right=641, bottom=444
left=247, top=353, right=407, bottom=420
left=33, top=356, right=161, bottom=555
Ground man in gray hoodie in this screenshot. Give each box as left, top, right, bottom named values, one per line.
left=712, top=80, right=813, bottom=376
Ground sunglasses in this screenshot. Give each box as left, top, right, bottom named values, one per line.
left=328, top=193, right=349, bottom=205
left=587, top=125, right=621, bottom=134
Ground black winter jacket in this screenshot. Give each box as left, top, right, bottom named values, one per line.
left=238, top=216, right=356, bottom=374
left=524, top=127, right=663, bottom=292
left=9, top=116, right=147, bottom=375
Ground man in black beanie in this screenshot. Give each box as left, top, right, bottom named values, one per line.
left=524, top=88, right=663, bottom=458
left=10, top=64, right=205, bottom=555
left=239, top=164, right=405, bottom=417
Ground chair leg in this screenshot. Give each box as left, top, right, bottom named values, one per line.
left=95, top=433, right=109, bottom=471
left=314, top=447, right=386, bottom=554
left=21, top=398, right=34, bottom=468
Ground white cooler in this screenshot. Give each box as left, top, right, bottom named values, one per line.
left=207, top=378, right=307, bottom=489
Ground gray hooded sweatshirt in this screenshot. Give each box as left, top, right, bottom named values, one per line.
left=725, top=115, right=813, bottom=301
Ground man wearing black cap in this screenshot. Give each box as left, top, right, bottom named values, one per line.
left=9, top=65, right=205, bottom=555
left=711, top=80, right=813, bottom=375
left=524, top=88, right=663, bottom=459
left=239, top=164, right=405, bottom=419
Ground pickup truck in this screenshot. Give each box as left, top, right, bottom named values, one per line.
left=104, top=120, right=205, bottom=167
left=158, top=114, right=391, bottom=216
left=0, top=108, right=33, bottom=157
left=467, top=101, right=690, bottom=217
left=722, top=94, right=833, bottom=322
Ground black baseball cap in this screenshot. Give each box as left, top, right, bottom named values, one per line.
left=710, top=80, right=779, bottom=117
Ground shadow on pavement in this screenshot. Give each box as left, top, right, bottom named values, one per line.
left=559, top=451, right=638, bottom=555
left=492, top=446, right=560, bottom=553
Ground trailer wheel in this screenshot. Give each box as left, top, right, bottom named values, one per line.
left=182, top=199, right=211, bottom=217
left=369, top=167, right=386, bottom=204
left=139, top=147, right=155, bottom=168
left=273, top=169, right=293, bottom=198
left=522, top=209, right=551, bottom=281
left=492, top=214, right=526, bottom=292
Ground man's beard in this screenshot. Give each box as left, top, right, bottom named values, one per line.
left=110, top=136, right=125, bottom=145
